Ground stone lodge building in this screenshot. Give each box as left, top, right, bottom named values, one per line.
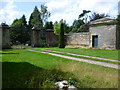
left=65, top=17, right=119, bottom=49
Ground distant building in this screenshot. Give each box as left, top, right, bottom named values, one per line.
left=89, top=17, right=118, bottom=49
left=66, top=17, right=120, bottom=49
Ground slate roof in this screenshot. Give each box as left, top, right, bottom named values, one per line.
left=89, top=17, right=116, bottom=25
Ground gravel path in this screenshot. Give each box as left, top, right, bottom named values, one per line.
left=26, top=49, right=120, bottom=69
left=38, top=49, right=120, bottom=63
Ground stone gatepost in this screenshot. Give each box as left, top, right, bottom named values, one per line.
left=31, top=27, right=41, bottom=47
left=46, top=29, right=58, bottom=46
left=0, top=23, right=11, bottom=49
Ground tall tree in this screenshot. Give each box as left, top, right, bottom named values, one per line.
left=29, top=6, right=43, bottom=28
left=79, top=10, right=91, bottom=23
left=44, top=21, right=53, bottom=29
left=59, top=23, right=65, bottom=48
left=89, top=12, right=109, bottom=21
left=54, top=21, right=61, bottom=34
left=54, top=19, right=71, bottom=34
left=40, top=4, right=51, bottom=24
left=71, top=19, right=85, bottom=32
left=10, top=15, right=30, bottom=44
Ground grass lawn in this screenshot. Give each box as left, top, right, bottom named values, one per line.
left=31, top=47, right=119, bottom=60
left=32, top=49, right=120, bottom=64
left=2, top=49, right=118, bottom=88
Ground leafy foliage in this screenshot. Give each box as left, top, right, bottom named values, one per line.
left=54, top=19, right=71, bottom=34
left=11, top=15, right=27, bottom=27
left=71, top=19, right=85, bottom=33
left=29, top=6, right=43, bottom=28
left=79, top=10, right=91, bottom=23
left=89, top=12, right=109, bottom=21
left=44, top=21, right=53, bottom=29
left=54, top=21, right=61, bottom=34
left=40, top=4, right=51, bottom=24
left=79, top=10, right=91, bottom=18
left=10, top=15, right=30, bottom=44
left=59, top=23, right=65, bottom=48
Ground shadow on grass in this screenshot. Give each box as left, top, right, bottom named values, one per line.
left=2, top=62, right=77, bottom=88
left=1, top=53, right=19, bottom=54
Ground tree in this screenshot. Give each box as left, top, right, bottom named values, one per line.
left=54, top=21, right=60, bottom=34
left=89, top=12, right=109, bottom=21
left=54, top=19, right=71, bottom=34
left=40, top=4, right=51, bottom=24
left=29, top=6, right=43, bottom=28
left=44, top=21, right=53, bottom=29
left=11, top=15, right=27, bottom=27
left=79, top=10, right=91, bottom=23
left=10, top=15, right=30, bottom=44
left=71, top=19, right=85, bottom=32
left=59, top=23, right=65, bottom=48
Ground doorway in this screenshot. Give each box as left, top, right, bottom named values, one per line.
left=92, top=35, right=98, bottom=48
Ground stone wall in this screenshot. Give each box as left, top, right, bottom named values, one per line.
left=46, top=30, right=58, bottom=46
left=89, top=25, right=116, bottom=49
left=0, top=26, right=2, bottom=49
left=31, top=28, right=41, bottom=47
left=65, top=32, right=90, bottom=47
left=0, top=23, right=11, bottom=49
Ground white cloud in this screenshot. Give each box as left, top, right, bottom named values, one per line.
left=45, top=0, right=119, bottom=25
left=0, top=0, right=119, bottom=25
left=0, top=0, right=20, bottom=25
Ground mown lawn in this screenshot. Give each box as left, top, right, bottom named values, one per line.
left=31, top=47, right=119, bottom=60
left=2, top=49, right=118, bottom=88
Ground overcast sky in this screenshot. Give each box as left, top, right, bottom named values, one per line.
left=0, top=0, right=119, bottom=26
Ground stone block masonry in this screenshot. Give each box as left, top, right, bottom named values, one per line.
left=65, top=18, right=119, bottom=49
left=89, top=25, right=117, bottom=49
left=0, top=23, right=11, bottom=49
left=65, top=32, right=90, bottom=47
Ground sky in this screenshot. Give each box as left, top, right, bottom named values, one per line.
left=0, top=0, right=119, bottom=26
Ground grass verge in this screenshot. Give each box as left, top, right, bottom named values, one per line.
left=30, top=47, right=119, bottom=60
left=31, top=48, right=120, bottom=65
left=2, top=49, right=118, bottom=88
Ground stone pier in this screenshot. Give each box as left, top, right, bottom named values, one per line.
left=31, top=27, right=41, bottom=47
left=0, top=23, right=11, bottom=49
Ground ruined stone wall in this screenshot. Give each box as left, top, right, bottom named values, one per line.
left=89, top=25, right=116, bottom=49
left=65, top=32, right=90, bottom=47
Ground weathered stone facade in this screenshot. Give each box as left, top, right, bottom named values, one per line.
left=89, top=25, right=116, bottom=49
left=1, top=17, right=119, bottom=49
left=46, top=29, right=58, bottom=46
left=31, top=27, right=41, bottom=47
left=0, top=23, right=11, bottom=49
left=65, top=18, right=119, bottom=49
left=65, top=32, right=90, bottom=47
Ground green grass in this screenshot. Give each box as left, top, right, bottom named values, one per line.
left=31, top=47, right=119, bottom=60
left=32, top=49, right=120, bottom=65
left=2, top=49, right=118, bottom=88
